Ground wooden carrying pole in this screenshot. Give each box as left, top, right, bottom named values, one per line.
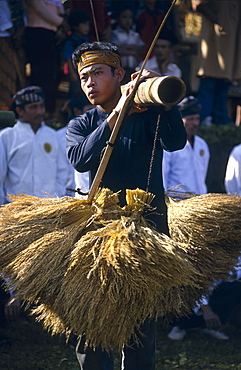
left=87, top=0, right=178, bottom=202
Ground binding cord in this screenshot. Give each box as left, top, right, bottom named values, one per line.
left=146, top=114, right=161, bottom=192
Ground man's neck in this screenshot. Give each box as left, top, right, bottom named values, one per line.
left=20, top=120, right=41, bottom=133
left=188, top=135, right=195, bottom=147
left=97, top=90, right=122, bottom=114
left=157, top=58, right=170, bottom=75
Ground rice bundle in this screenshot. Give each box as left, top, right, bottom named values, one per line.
left=1, top=188, right=241, bottom=350
left=0, top=188, right=201, bottom=350
left=0, top=194, right=90, bottom=269
left=166, top=191, right=241, bottom=282
left=34, top=217, right=200, bottom=351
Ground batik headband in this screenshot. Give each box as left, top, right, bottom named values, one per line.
left=77, top=50, right=122, bottom=73
left=13, top=86, right=45, bottom=106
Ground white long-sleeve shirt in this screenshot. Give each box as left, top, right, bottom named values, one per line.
left=162, top=135, right=210, bottom=195
left=139, top=56, right=182, bottom=78
left=0, top=120, right=69, bottom=204
left=57, top=126, right=76, bottom=196
left=111, top=27, right=144, bottom=69
left=225, top=144, right=241, bottom=195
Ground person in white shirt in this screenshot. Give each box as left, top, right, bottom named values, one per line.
left=225, top=144, right=241, bottom=195
left=111, top=4, right=144, bottom=83
left=162, top=96, right=210, bottom=195
left=0, top=85, right=69, bottom=326
left=139, top=28, right=182, bottom=78
left=0, top=85, right=69, bottom=205
left=167, top=255, right=241, bottom=341
left=57, top=96, right=94, bottom=197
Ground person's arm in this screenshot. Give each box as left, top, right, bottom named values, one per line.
left=192, top=0, right=219, bottom=25
left=225, top=147, right=241, bottom=195
left=201, top=304, right=221, bottom=329
left=0, top=132, right=8, bottom=205
left=194, top=292, right=221, bottom=329
left=66, top=100, right=146, bottom=173
left=66, top=110, right=113, bottom=173
left=25, top=0, right=64, bottom=27
left=159, top=106, right=187, bottom=152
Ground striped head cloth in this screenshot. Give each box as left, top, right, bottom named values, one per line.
left=13, top=86, right=45, bottom=106
left=77, top=50, right=122, bottom=73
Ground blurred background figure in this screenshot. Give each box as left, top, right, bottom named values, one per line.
left=0, top=86, right=69, bottom=205
left=163, top=96, right=210, bottom=195
left=139, top=28, right=181, bottom=77
left=63, top=9, right=90, bottom=100
left=0, top=0, right=26, bottom=111
left=57, top=95, right=94, bottom=197
left=0, top=277, right=21, bottom=345
left=24, top=0, right=65, bottom=118
left=225, top=143, right=241, bottom=196
left=193, top=0, right=241, bottom=125
left=167, top=254, right=241, bottom=341
left=111, top=3, right=144, bottom=82
left=69, top=0, right=111, bottom=42
left=136, top=0, right=175, bottom=61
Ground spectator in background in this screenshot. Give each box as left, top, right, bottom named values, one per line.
left=193, top=0, right=241, bottom=125
left=57, top=95, right=94, bottom=197
left=69, top=0, right=111, bottom=42
left=24, top=0, right=65, bottom=118
left=111, top=3, right=144, bottom=82
left=225, top=144, right=241, bottom=196
left=136, top=0, right=165, bottom=61
left=167, top=255, right=241, bottom=341
left=0, top=0, right=26, bottom=111
left=162, top=96, right=210, bottom=195
left=0, top=86, right=69, bottom=205
left=0, top=135, right=20, bottom=342
left=0, top=277, right=21, bottom=344
left=63, top=9, right=90, bottom=100
left=139, top=28, right=181, bottom=78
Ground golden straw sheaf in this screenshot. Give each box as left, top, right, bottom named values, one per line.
left=166, top=189, right=241, bottom=281
left=1, top=188, right=241, bottom=350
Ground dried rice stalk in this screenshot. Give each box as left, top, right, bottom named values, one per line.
left=166, top=190, right=241, bottom=281
left=30, top=220, right=199, bottom=350
left=0, top=189, right=121, bottom=270
left=2, top=188, right=241, bottom=351
left=0, top=194, right=90, bottom=269
left=0, top=188, right=201, bottom=351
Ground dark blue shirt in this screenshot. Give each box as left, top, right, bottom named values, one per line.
left=66, top=105, right=186, bottom=232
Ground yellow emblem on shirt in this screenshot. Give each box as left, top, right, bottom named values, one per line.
left=44, top=143, right=52, bottom=153
left=199, top=149, right=204, bottom=156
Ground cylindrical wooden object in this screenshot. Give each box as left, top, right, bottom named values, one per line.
left=122, top=76, right=187, bottom=107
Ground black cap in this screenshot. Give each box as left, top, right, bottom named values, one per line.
left=178, top=96, right=202, bottom=117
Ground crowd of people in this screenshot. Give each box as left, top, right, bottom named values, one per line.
left=1, top=0, right=240, bottom=123
left=0, top=0, right=241, bottom=369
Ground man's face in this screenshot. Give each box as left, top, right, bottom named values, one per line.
left=79, top=64, right=122, bottom=108
left=183, top=114, right=200, bottom=140
left=17, top=101, right=45, bottom=125
left=154, top=39, right=172, bottom=62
